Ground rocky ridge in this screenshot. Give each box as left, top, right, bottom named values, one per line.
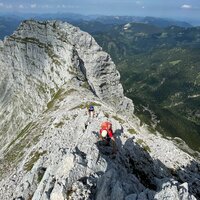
left=0, top=20, right=199, bottom=200
left=0, top=20, right=132, bottom=153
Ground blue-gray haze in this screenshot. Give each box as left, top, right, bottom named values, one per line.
left=0, top=0, right=200, bottom=24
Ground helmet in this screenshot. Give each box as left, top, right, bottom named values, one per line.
left=101, top=130, right=107, bottom=137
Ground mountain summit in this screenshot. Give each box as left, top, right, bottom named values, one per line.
left=0, top=20, right=199, bottom=200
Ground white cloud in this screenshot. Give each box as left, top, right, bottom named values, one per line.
left=181, top=4, right=192, bottom=9
left=136, top=1, right=141, bottom=5
left=30, top=4, right=36, bottom=8
left=57, top=4, right=78, bottom=9
left=0, top=3, right=4, bottom=7
left=19, top=4, right=24, bottom=9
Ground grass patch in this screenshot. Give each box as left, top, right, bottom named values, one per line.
left=47, top=88, right=77, bottom=110
left=24, top=151, right=47, bottom=172
left=54, top=121, right=65, bottom=128
left=136, top=139, right=151, bottom=152
left=136, top=139, right=144, bottom=145
left=3, top=141, right=27, bottom=173
left=47, top=88, right=64, bottom=110
left=143, top=144, right=151, bottom=153
left=0, top=122, right=46, bottom=178
left=7, top=122, right=34, bottom=150
left=37, top=173, right=44, bottom=183
left=71, top=102, right=101, bottom=110
left=104, top=112, right=110, bottom=118
left=64, top=88, right=77, bottom=95
left=36, top=81, right=49, bottom=95
left=71, top=103, right=85, bottom=110
left=128, top=128, right=138, bottom=134
left=85, top=102, right=101, bottom=109
left=147, top=126, right=157, bottom=135
left=112, top=115, right=125, bottom=124
left=81, top=81, right=91, bottom=90
left=32, top=132, right=44, bottom=144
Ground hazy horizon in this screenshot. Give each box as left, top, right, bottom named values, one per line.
left=0, top=0, right=200, bottom=25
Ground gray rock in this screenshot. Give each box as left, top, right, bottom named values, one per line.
left=125, top=193, right=137, bottom=200
left=0, top=20, right=199, bottom=200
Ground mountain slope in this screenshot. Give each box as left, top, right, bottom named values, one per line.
left=0, top=20, right=132, bottom=153
left=91, top=23, right=200, bottom=151
left=0, top=20, right=199, bottom=200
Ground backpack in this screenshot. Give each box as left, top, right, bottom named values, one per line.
left=101, top=121, right=112, bottom=130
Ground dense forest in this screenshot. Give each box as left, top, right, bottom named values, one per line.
left=88, top=22, right=200, bottom=151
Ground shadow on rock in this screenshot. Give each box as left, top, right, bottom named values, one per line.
left=174, top=159, right=200, bottom=199
left=92, top=129, right=199, bottom=200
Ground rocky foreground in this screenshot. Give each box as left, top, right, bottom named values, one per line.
left=0, top=20, right=199, bottom=200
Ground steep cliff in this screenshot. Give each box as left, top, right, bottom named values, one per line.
left=0, top=20, right=132, bottom=153
left=0, top=20, right=199, bottom=200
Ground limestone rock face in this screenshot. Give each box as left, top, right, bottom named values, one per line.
left=0, top=20, right=199, bottom=200
left=0, top=20, right=133, bottom=152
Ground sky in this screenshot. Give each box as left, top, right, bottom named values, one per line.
left=0, top=0, right=200, bottom=24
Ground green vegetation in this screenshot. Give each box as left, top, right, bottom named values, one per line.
left=136, top=139, right=151, bottom=152
left=71, top=102, right=101, bottom=110
left=63, top=88, right=77, bottom=96
left=47, top=88, right=64, bottom=109
left=24, top=151, right=47, bottom=172
left=47, top=88, right=76, bottom=110
left=0, top=121, right=46, bottom=178
left=112, top=115, right=125, bottom=124
left=128, top=128, right=138, bottom=135
left=90, top=23, right=200, bottom=152
left=37, top=173, right=44, bottom=183
left=137, top=139, right=144, bottom=145
left=104, top=112, right=110, bottom=118
left=81, top=81, right=91, bottom=90
left=71, top=104, right=85, bottom=110
left=45, top=45, right=62, bottom=66
left=54, top=121, right=65, bottom=128
left=7, top=122, right=34, bottom=150
left=37, top=82, right=48, bottom=95
left=9, top=33, right=62, bottom=67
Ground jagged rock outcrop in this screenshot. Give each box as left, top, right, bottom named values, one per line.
left=0, top=20, right=133, bottom=152
left=0, top=20, right=200, bottom=200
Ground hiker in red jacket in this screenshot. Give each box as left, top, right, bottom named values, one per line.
left=99, top=121, right=116, bottom=153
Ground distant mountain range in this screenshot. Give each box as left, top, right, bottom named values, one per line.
left=88, top=16, right=192, bottom=28
left=0, top=16, right=22, bottom=40
left=0, top=13, right=193, bottom=40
